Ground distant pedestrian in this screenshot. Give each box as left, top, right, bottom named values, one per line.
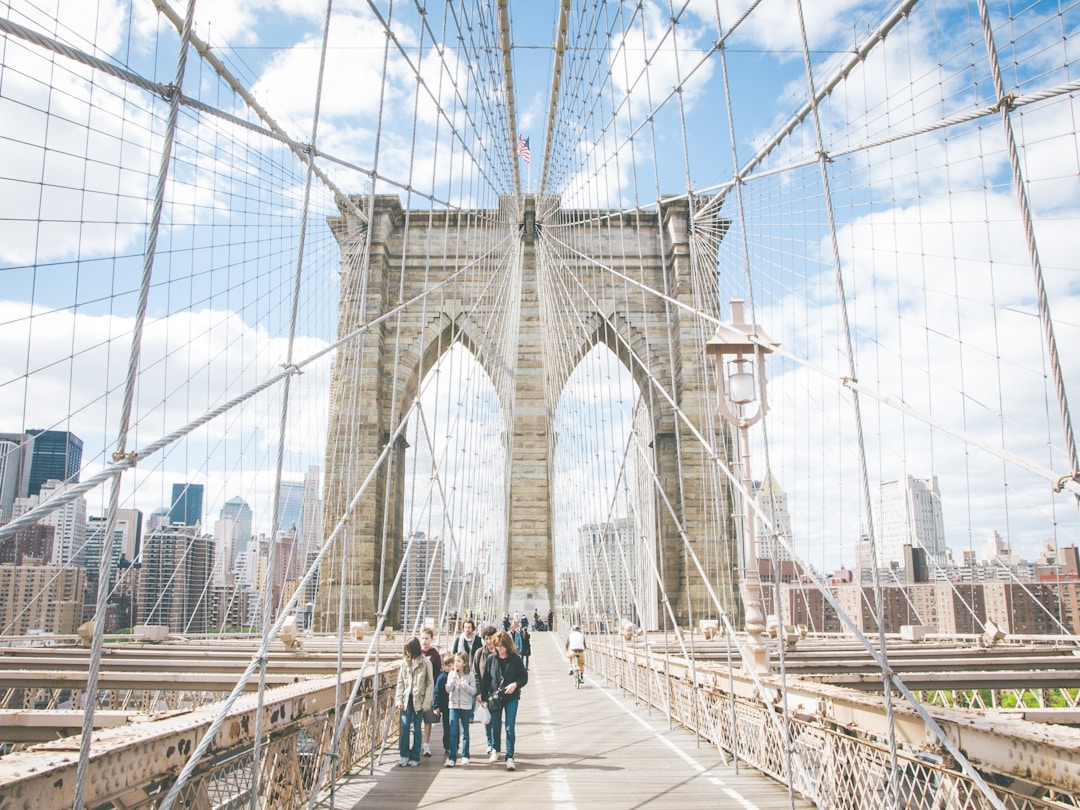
left=481, top=630, right=528, bottom=771
left=445, top=651, right=476, bottom=767
left=547, top=609, right=554, bottom=631
left=394, top=637, right=433, bottom=767
left=519, top=625, right=532, bottom=670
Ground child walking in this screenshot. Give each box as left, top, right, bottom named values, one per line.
left=444, top=651, right=477, bottom=767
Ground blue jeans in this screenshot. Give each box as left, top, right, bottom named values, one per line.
left=484, top=710, right=496, bottom=752
left=399, top=703, right=422, bottom=762
left=489, top=698, right=519, bottom=759
left=448, top=708, right=473, bottom=761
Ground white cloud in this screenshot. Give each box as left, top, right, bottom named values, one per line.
left=0, top=301, right=332, bottom=531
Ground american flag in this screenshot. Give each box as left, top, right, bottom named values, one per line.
left=517, top=134, right=530, bottom=164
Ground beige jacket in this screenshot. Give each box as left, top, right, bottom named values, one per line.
left=394, top=655, right=433, bottom=712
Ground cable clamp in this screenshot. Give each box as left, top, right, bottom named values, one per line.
left=282, top=363, right=303, bottom=375
left=111, top=450, right=138, bottom=465
left=160, top=83, right=178, bottom=103
left=1053, top=472, right=1079, bottom=493
left=991, top=93, right=1016, bottom=113
left=840, top=375, right=857, bottom=387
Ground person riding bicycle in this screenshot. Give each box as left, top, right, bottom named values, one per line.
left=565, top=625, right=586, bottom=679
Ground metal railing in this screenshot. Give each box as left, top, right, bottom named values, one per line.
left=591, top=640, right=1079, bottom=810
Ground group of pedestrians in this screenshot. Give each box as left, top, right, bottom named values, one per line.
left=394, top=619, right=529, bottom=771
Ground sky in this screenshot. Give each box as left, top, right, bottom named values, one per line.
left=0, top=0, right=1077, bottom=583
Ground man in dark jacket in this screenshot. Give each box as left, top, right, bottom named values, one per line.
left=452, top=618, right=483, bottom=660
left=481, top=630, right=528, bottom=771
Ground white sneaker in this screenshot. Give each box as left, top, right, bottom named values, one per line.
left=487, top=750, right=498, bottom=764
left=485, top=746, right=493, bottom=755
left=422, top=744, right=432, bottom=757
left=398, top=757, right=408, bottom=767
left=461, top=757, right=470, bottom=765
left=445, top=759, right=455, bottom=768
left=506, top=759, right=516, bottom=771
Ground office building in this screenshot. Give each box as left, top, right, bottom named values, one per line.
left=0, top=523, right=53, bottom=565
left=299, top=466, right=322, bottom=558
left=754, top=474, right=793, bottom=562
left=400, top=531, right=444, bottom=632
left=578, top=518, right=639, bottom=625
left=138, top=524, right=214, bottom=633
left=25, top=430, right=82, bottom=497
left=277, top=480, right=304, bottom=535
left=13, top=479, right=87, bottom=566
left=0, top=562, right=84, bottom=635
left=219, top=496, right=253, bottom=559
left=873, top=475, right=946, bottom=567
left=169, top=483, right=204, bottom=528
left=0, top=436, right=28, bottom=521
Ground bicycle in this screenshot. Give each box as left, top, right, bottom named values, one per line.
left=568, top=650, right=585, bottom=687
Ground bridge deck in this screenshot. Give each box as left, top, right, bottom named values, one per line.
left=323, top=633, right=807, bottom=809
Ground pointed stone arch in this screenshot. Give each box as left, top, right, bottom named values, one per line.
left=318, top=194, right=738, bottom=631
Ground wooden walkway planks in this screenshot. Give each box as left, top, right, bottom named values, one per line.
left=321, top=633, right=810, bottom=809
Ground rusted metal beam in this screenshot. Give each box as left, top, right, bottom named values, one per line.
left=0, top=664, right=394, bottom=810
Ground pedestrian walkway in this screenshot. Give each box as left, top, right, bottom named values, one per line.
left=323, top=633, right=809, bottom=809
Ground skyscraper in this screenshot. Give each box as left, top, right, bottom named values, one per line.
left=0, top=436, right=25, bottom=521
left=276, top=481, right=304, bottom=534
left=138, top=524, right=214, bottom=633
left=26, top=430, right=82, bottom=497
left=873, top=475, right=947, bottom=568
left=169, top=483, right=204, bottom=528
left=754, top=474, right=794, bottom=562
left=400, top=531, right=444, bottom=632
left=299, top=466, right=322, bottom=557
left=13, top=479, right=87, bottom=566
left=219, top=496, right=253, bottom=558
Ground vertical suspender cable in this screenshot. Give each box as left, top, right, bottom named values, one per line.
left=71, top=2, right=198, bottom=808
left=974, top=0, right=1079, bottom=499
left=249, top=2, right=336, bottom=805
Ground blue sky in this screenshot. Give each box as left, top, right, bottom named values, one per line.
left=0, top=0, right=1077, bottom=582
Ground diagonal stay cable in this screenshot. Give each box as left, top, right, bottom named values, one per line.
left=0, top=235, right=514, bottom=543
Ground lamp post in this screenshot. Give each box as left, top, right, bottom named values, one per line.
left=705, top=298, right=778, bottom=675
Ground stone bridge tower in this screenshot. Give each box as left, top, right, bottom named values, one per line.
left=316, top=194, right=736, bottom=631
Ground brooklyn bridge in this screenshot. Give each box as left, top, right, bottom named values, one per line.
left=0, top=0, right=1077, bottom=807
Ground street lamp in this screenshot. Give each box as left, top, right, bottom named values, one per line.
left=705, top=298, right=779, bottom=675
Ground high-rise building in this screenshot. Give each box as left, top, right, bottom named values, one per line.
left=0, top=562, right=84, bottom=634
left=13, top=479, right=87, bottom=566
left=0, top=436, right=28, bottom=521
left=138, top=524, right=214, bottom=633
left=212, top=517, right=238, bottom=586
left=169, top=483, right=204, bottom=528
left=276, top=481, right=304, bottom=535
left=754, top=474, right=793, bottom=562
left=399, top=531, right=444, bottom=633
left=578, top=518, right=639, bottom=625
left=26, top=430, right=82, bottom=497
left=219, top=497, right=253, bottom=559
left=299, top=466, right=322, bottom=558
left=872, top=475, right=946, bottom=568
left=0, top=523, right=53, bottom=565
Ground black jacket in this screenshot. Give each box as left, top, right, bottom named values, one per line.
left=481, top=651, right=528, bottom=703
left=452, top=633, right=483, bottom=660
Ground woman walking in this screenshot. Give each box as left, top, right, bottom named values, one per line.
left=394, top=637, right=434, bottom=767
left=444, top=651, right=476, bottom=766
left=480, top=630, right=528, bottom=771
